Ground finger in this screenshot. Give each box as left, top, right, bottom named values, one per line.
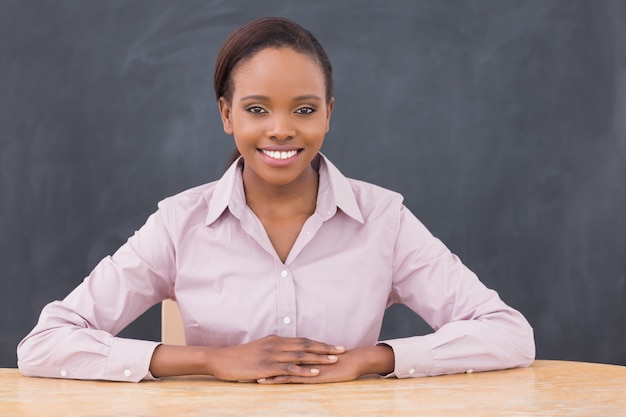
left=277, top=351, right=339, bottom=365
left=257, top=376, right=305, bottom=384
left=266, top=363, right=320, bottom=379
left=283, top=338, right=346, bottom=355
left=257, top=374, right=326, bottom=384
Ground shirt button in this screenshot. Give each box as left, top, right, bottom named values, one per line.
left=281, top=270, right=288, bottom=278
left=283, top=316, right=291, bottom=325
left=60, top=369, right=68, bottom=377
left=123, top=369, right=132, bottom=377
left=408, top=368, right=416, bottom=375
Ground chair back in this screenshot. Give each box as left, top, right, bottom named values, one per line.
left=161, top=299, right=186, bottom=345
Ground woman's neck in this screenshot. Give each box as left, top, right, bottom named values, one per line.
left=242, top=164, right=319, bottom=220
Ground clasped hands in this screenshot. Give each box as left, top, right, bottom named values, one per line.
left=207, top=335, right=394, bottom=384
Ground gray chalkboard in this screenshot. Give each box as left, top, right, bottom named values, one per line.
left=1, top=0, right=625, bottom=367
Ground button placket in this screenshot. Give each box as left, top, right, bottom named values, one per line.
left=276, top=265, right=297, bottom=337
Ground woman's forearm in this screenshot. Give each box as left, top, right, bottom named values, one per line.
left=149, top=344, right=214, bottom=378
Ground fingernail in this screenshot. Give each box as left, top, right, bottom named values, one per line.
left=310, top=368, right=320, bottom=374
left=257, top=378, right=266, bottom=383
left=335, top=346, right=345, bottom=351
left=327, top=355, right=338, bottom=360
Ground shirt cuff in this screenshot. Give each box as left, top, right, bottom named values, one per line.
left=105, top=338, right=161, bottom=382
left=378, top=335, right=433, bottom=378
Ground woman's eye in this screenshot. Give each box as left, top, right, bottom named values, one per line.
left=295, top=107, right=315, bottom=115
left=247, top=106, right=267, bottom=114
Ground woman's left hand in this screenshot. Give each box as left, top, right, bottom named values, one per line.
left=256, top=345, right=395, bottom=384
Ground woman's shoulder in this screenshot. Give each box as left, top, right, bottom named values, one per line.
left=321, top=155, right=406, bottom=222
left=154, top=181, right=223, bottom=226
left=345, top=177, right=406, bottom=218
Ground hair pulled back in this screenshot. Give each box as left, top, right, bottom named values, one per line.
left=214, top=17, right=333, bottom=104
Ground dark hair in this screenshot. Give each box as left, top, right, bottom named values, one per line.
left=214, top=17, right=333, bottom=167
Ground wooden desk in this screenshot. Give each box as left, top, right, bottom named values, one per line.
left=1, top=360, right=624, bottom=416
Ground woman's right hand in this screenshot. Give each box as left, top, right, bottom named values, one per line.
left=149, top=335, right=345, bottom=381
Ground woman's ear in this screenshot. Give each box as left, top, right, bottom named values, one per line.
left=218, top=97, right=234, bottom=135
left=325, top=97, right=335, bottom=133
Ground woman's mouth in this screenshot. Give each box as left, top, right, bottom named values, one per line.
left=260, top=149, right=300, bottom=160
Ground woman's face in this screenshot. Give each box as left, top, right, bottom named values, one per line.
left=219, top=47, right=333, bottom=189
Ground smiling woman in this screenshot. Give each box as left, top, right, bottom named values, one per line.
left=219, top=47, right=333, bottom=222
left=17, top=17, right=535, bottom=384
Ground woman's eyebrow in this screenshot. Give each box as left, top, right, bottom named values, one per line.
left=293, top=94, right=322, bottom=102
left=240, top=95, right=269, bottom=102
left=239, top=94, right=322, bottom=102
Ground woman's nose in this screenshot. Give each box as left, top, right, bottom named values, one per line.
left=266, top=114, right=295, bottom=140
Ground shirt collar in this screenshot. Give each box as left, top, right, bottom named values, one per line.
left=317, top=154, right=364, bottom=223
left=204, top=153, right=364, bottom=226
left=204, top=158, right=241, bottom=226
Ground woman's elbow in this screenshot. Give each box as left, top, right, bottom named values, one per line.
left=512, top=317, right=536, bottom=368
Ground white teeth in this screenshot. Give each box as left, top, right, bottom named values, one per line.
left=262, top=150, right=298, bottom=160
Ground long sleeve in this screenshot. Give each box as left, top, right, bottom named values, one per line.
left=380, top=205, right=535, bottom=378
left=17, top=208, right=175, bottom=382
